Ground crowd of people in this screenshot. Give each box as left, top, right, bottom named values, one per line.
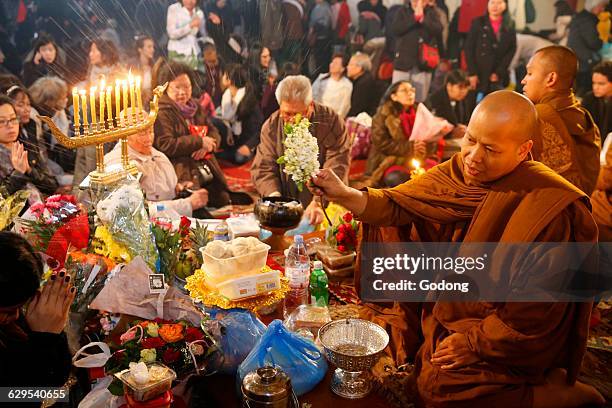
left=0, top=0, right=611, bottom=405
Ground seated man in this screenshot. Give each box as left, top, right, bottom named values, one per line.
left=522, top=45, right=601, bottom=195
left=310, top=90, right=605, bottom=407
left=425, top=69, right=476, bottom=139
left=346, top=52, right=386, bottom=118
left=105, top=122, right=209, bottom=218
left=251, top=75, right=351, bottom=225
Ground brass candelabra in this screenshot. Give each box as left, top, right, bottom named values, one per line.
left=38, top=77, right=168, bottom=186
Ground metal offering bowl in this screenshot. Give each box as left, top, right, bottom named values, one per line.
left=254, top=196, right=304, bottom=229
left=318, top=319, right=389, bottom=399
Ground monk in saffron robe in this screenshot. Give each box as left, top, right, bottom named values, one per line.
left=522, top=45, right=601, bottom=195
left=309, top=91, right=605, bottom=407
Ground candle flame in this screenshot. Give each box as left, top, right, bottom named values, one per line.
left=411, top=159, right=421, bottom=169
left=72, top=87, right=78, bottom=95
left=106, top=86, right=112, bottom=93
left=90, top=86, right=97, bottom=93
left=79, top=90, right=86, bottom=95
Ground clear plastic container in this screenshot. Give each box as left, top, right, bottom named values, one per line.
left=316, top=246, right=356, bottom=269
left=200, top=242, right=270, bottom=279
left=215, top=269, right=281, bottom=300
left=115, top=363, right=176, bottom=402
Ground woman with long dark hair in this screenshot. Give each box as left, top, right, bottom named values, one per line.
left=0, top=232, right=74, bottom=387
left=83, top=38, right=122, bottom=86
left=21, top=33, right=69, bottom=87
left=366, top=81, right=428, bottom=187
left=219, top=64, right=263, bottom=164
left=464, top=0, right=516, bottom=95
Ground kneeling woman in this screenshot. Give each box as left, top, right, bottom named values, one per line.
left=366, top=81, right=429, bottom=187
left=154, top=61, right=251, bottom=208
left=219, top=64, right=263, bottom=165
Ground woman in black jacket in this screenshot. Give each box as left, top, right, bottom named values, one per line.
left=21, top=34, right=69, bottom=87
left=218, top=64, right=263, bottom=165
left=390, top=0, right=443, bottom=103
left=464, top=0, right=516, bottom=96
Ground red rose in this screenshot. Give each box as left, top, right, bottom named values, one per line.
left=342, top=213, right=353, bottom=223
left=141, top=337, right=166, bottom=349
left=185, top=327, right=204, bottom=343
left=179, top=216, right=191, bottom=231
left=162, top=348, right=182, bottom=364
left=336, top=231, right=346, bottom=243
left=46, top=194, right=61, bottom=203
left=337, top=245, right=347, bottom=252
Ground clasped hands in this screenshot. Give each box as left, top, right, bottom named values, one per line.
left=430, top=332, right=480, bottom=370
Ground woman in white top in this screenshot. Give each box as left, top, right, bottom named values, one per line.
left=311, top=54, right=353, bottom=119
left=166, top=0, right=206, bottom=70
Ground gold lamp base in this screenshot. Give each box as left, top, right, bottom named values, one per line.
left=89, top=163, right=139, bottom=185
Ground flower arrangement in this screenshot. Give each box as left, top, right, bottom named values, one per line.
left=276, top=114, right=320, bottom=191
left=151, top=216, right=191, bottom=282
left=64, top=251, right=116, bottom=313
left=327, top=212, right=359, bottom=253
left=20, top=194, right=89, bottom=267
left=105, top=318, right=218, bottom=395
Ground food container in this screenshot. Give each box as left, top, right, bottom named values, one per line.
left=216, top=269, right=281, bottom=300
left=316, top=247, right=356, bottom=269
left=322, top=262, right=355, bottom=278
left=200, top=242, right=270, bottom=279
left=115, top=364, right=176, bottom=402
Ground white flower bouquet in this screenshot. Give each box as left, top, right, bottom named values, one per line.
left=276, top=115, right=320, bottom=192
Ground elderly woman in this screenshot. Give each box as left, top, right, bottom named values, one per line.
left=251, top=75, right=351, bottom=225
left=29, top=76, right=75, bottom=178
left=105, top=114, right=210, bottom=218
left=154, top=60, right=248, bottom=208
left=366, top=81, right=429, bottom=187
left=0, top=95, right=57, bottom=198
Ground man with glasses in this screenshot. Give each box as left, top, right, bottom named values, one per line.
left=251, top=75, right=351, bottom=225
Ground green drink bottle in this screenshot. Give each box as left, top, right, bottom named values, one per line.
left=309, top=260, right=329, bottom=306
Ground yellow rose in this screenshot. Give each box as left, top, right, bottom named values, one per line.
left=146, top=323, right=159, bottom=337
left=140, top=348, right=157, bottom=363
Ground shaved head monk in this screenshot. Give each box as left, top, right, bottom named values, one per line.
left=522, top=45, right=601, bottom=195
left=309, top=90, right=605, bottom=407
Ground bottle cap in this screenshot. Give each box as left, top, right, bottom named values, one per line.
left=313, top=260, right=323, bottom=270
left=294, top=235, right=304, bottom=244
left=156, top=204, right=165, bottom=211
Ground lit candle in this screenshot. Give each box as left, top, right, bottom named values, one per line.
left=80, top=90, right=88, bottom=128
left=72, top=88, right=80, bottom=132
left=90, top=87, right=97, bottom=129
left=122, top=80, right=129, bottom=125
left=128, top=73, right=136, bottom=123
left=135, top=76, right=143, bottom=119
left=106, top=86, right=112, bottom=127
left=99, top=85, right=105, bottom=129
left=115, top=80, right=121, bottom=123
left=410, top=159, right=425, bottom=179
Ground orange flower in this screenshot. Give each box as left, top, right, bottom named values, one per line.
left=158, top=324, right=184, bottom=343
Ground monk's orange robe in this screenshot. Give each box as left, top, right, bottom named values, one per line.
left=533, top=90, right=601, bottom=195
left=356, top=154, right=597, bottom=407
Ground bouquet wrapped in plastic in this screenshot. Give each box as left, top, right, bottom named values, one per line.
left=18, top=194, right=89, bottom=267
left=96, top=180, right=158, bottom=271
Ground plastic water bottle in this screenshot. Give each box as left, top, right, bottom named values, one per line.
left=283, top=235, right=310, bottom=318
left=309, top=261, right=329, bottom=306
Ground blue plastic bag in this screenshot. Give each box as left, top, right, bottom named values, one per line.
left=237, top=320, right=328, bottom=396
left=207, top=308, right=267, bottom=374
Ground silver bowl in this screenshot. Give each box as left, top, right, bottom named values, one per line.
left=318, top=319, right=389, bottom=399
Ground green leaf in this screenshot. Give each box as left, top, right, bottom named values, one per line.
left=276, top=156, right=286, bottom=165
left=108, top=379, right=124, bottom=396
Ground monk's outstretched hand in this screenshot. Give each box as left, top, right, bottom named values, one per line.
left=308, top=169, right=368, bottom=216
left=431, top=333, right=480, bottom=370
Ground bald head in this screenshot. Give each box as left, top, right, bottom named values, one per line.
left=533, top=46, right=577, bottom=89
left=461, top=91, right=535, bottom=185
left=471, top=90, right=538, bottom=143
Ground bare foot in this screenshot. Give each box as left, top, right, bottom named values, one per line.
left=532, top=368, right=605, bottom=408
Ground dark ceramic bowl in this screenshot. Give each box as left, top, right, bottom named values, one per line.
left=254, top=196, right=304, bottom=229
